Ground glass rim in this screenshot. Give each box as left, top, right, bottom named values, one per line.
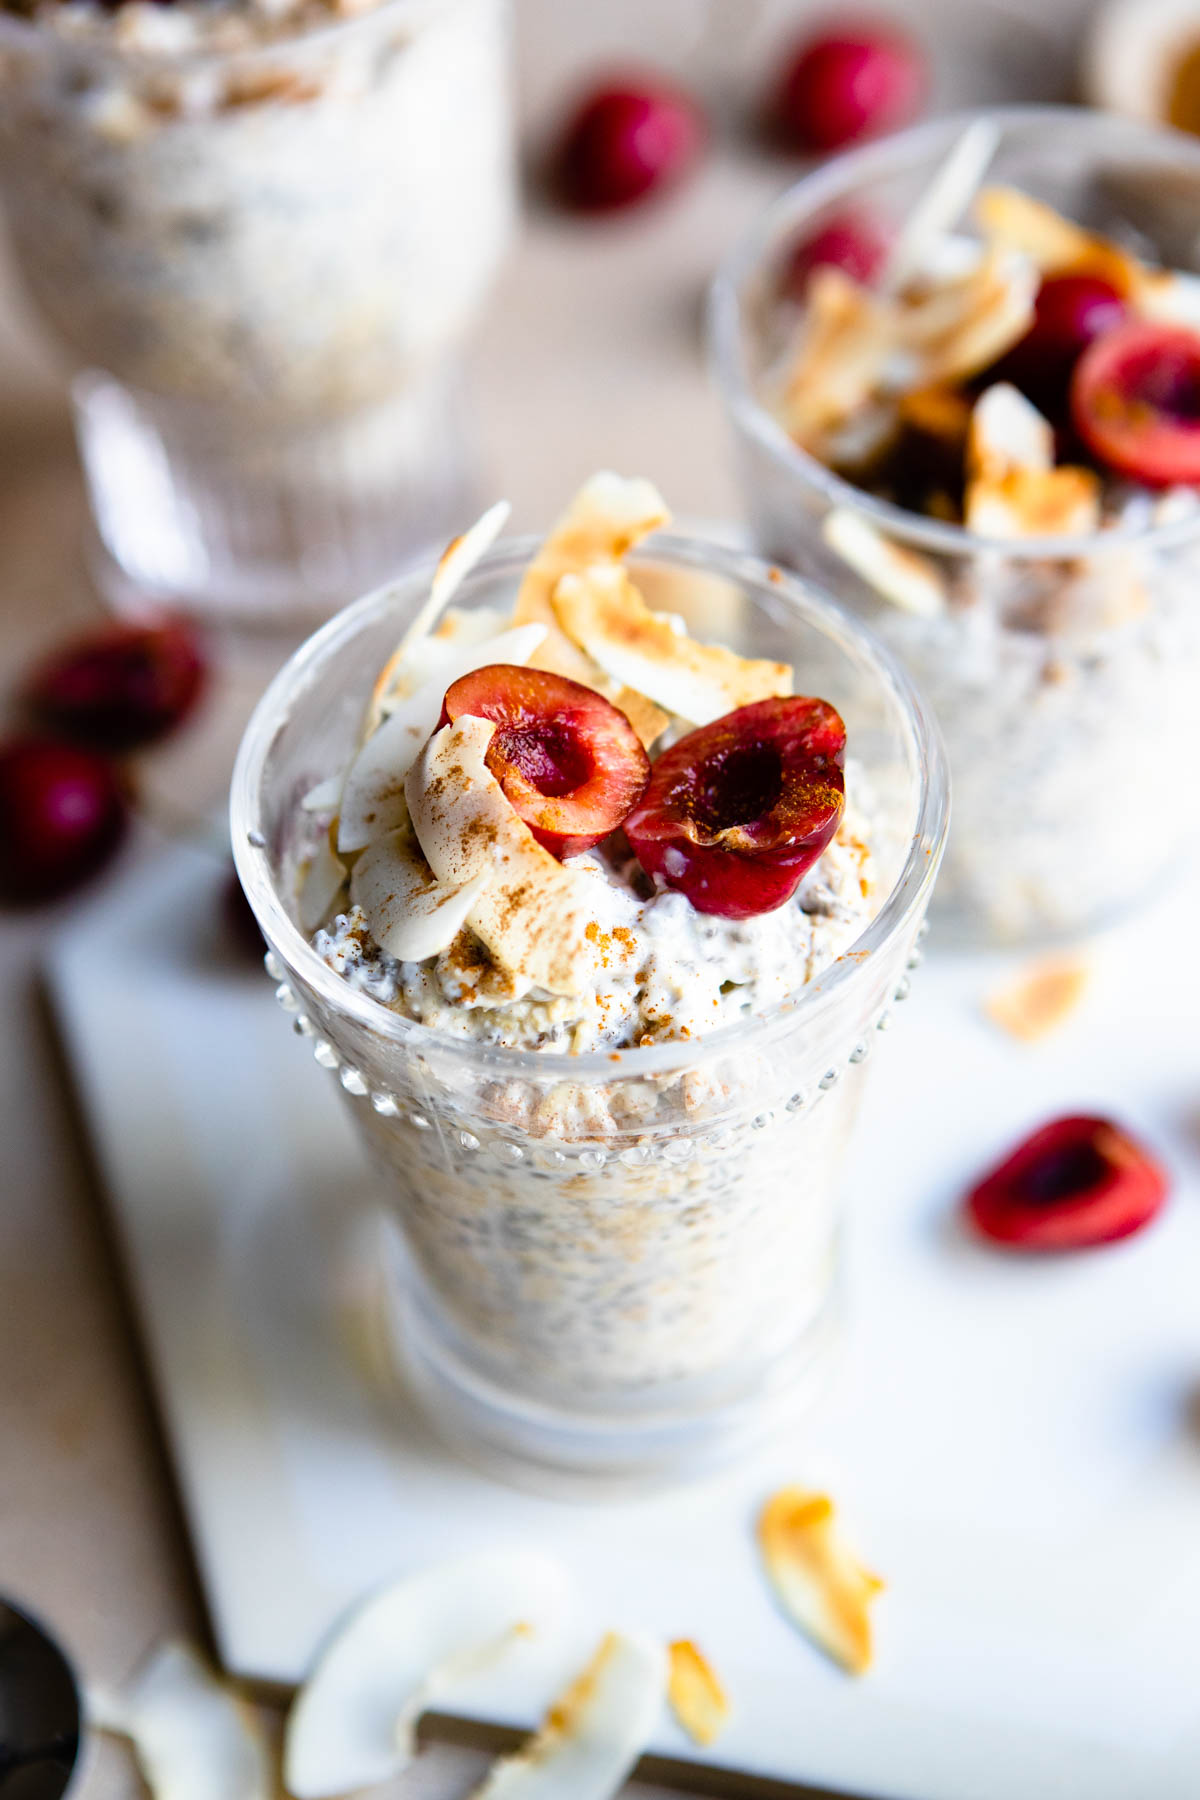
left=231, top=531, right=949, bottom=1083
left=0, top=0, right=446, bottom=70
left=708, top=104, right=1200, bottom=565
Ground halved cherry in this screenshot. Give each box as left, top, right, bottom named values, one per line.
left=966, top=1115, right=1169, bottom=1252
left=624, top=696, right=845, bottom=920
left=27, top=618, right=206, bottom=752
left=440, top=664, right=650, bottom=860
left=1071, top=319, right=1200, bottom=486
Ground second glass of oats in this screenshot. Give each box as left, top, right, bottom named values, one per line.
left=711, top=108, right=1200, bottom=944
left=0, top=0, right=514, bottom=623
left=232, top=508, right=947, bottom=1492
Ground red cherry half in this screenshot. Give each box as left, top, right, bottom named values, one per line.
left=782, top=211, right=890, bottom=300
left=624, top=696, right=845, bottom=920
left=440, top=664, right=650, bottom=859
left=553, top=77, right=705, bottom=213
left=1071, top=319, right=1200, bottom=486
left=0, top=737, right=127, bottom=904
left=27, top=618, right=206, bottom=752
left=966, top=1115, right=1169, bottom=1252
left=770, top=20, right=927, bottom=154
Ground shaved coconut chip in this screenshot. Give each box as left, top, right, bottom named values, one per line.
left=512, top=473, right=670, bottom=747
left=823, top=508, right=945, bottom=618
left=881, top=117, right=1000, bottom=294
left=667, top=1640, right=730, bottom=1747
left=285, top=1549, right=571, bottom=1800
left=337, top=622, right=547, bottom=854
left=363, top=501, right=511, bottom=738
left=975, top=186, right=1143, bottom=297
left=906, top=248, right=1038, bottom=388
left=553, top=564, right=791, bottom=726
left=468, top=1630, right=667, bottom=1800
left=968, top=383, right=1053, bottom=480
left=88, top=1641, right=272, bottom=1800
left=300, top=775, right=343, bottom=813
left=407, top=717, right=626, bottom=999
left=298, top=823, right=348, bottom=932
left=350, top=822, right=490, bottom=961
left=758, top=1487, right=884, bottom=1676
left=985, top=956, right=1090, bottom=1041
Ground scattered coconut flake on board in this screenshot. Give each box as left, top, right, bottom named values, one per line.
left=758, top=1487, right=884, bottom=1676
left=666, top=1640, right=730, bottom=1747
left=86, top=1640, right=272, bottom=1800
left=363, top=500, right=512, bottom=738
left=985, top=956, right=1090, bottom=1042
left=467, top=1630, right=667, bottom=1800
left=553, top=563, right=792, bottom=725
left=336, top=621, right=547, bottom=854
left=823, top=508, right=945, bottom=618
left=284, top=1548, right=572, bottom=1800
left=350, top=823, right=490, bottom=961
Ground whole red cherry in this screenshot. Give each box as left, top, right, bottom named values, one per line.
left=0, top=737, right=127, bottom=904
left=440, top=664, right=650, bottom=859
left=782, top=211, right=890, bottom=299
left=1071, top=318, right=1200, bottom=486
left=553, top=77, right=706, bottom=212
left=966, top=1115, right=1169, bottom=1251
left=27, top=618, right=206, bottom=753
left=770, top=20, right=927, bottom=154
left=625, top=695, right=845, bottom=919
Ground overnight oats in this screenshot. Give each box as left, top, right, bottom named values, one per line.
left=0, top=0, right=514, bottom=619
left=711, top=108, right=1200, bottom=943
left=232, top=475, right=947, bottom=1489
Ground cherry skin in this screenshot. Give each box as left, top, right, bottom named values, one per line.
left=0, top=737, right=127, bottom=904
left=782, top=211, right=889, bottom=300
left=440, top=664, right=650, bottom=859
left=993, top=273, right=1127, bottom=415
left=1071, top=319, right=1200, bottom=486
left=553, top=77, right=705, bottom=212
left=966, top=1115, right=1169, bottom=1251
left=27, top=618, right=206, bottom=753
left=770, top=21, right=926, bottom=155
left=624, top=695, right=845, bottom=920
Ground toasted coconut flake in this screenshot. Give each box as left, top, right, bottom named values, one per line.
left=300, top=775, right=343, bottom=814
left=468, top=1630, right=667, bottom=1800
left=965, top=466, right=1101, bottom=539
left=512, top=474, right=671, bottom=748
left=337, top=621, right=546, bottom=855
left=406, top=717, right=633, bottom=999
left=881, top=117, right=1001, bottom=294
left=350, top=821, right=491, bottom=961
left=823, top=508, right=946, bottom=618
left=87, top=1641, right=272, bottom=1800
left=975, top=185, right=1143, bottom=297
left=758, top=1487, right=884, bottom=1676
left=968, top=382, right=1054, bottom=481
left=666, top=1641, right=730, bottom=1747
left=363, top=501, right=511, bottom=738
left=285, top=1549, right=571, bottom=1800
left=553, top=564, right=792, bottom=726
left=298, top=822, right=348, bottom=932
left=985, top=956, right=1090, bottom=1041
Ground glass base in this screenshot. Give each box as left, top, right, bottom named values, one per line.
left=74, top=363, right=474, bottom=630
left=384, top=1236, right=844, bottom=1502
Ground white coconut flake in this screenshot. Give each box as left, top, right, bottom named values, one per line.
left=87, top=1641, right=272, bottom=1800
left=880, top=117, right=1001, bottom=294
left=298, top=828, right=348, bottom=933
left=467, top=1630, right=667, bottom=1800
left=284, top=1549, right=572, bottom=1800
left=350, top=824, right=491, bottom=961
left=823, top=508, right=946, bottom=618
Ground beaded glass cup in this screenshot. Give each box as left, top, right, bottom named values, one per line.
left=710, top=107, right=1200, bottom=945
left=231, top=535, right=948, bottom=1492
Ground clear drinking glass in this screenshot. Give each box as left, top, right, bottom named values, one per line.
left=232, top=536, right=948, bottom=1492
left=0, top=0, right=514, bottom=626
left=710, top=107, right=1200, bottom=946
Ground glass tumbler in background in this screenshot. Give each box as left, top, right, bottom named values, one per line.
left=0, top=0, right=515, bottom=626
left=232, top=537, right=948, bottom=1493
left=710, top=108, right=1200, bottom=945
